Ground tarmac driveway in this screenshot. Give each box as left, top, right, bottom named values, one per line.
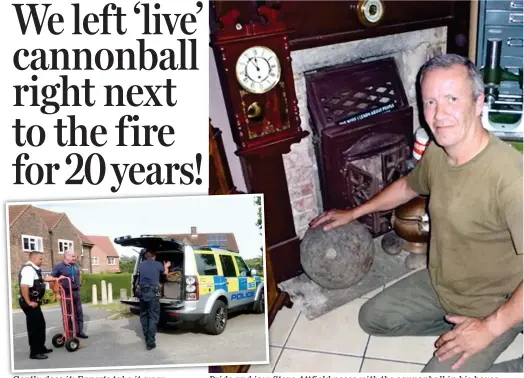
left=12, top=303, right=268, bottom=371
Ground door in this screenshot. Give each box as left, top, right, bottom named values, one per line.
left=194, top=252, right=220, bottom=300
left=218, top=254, right=242, bottom=308
left=234, top=255, right=257, bottom=306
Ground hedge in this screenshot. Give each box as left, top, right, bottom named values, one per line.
left=11, top=273, right=133, bottom=307
left=80, top=273, right=133, bottom=303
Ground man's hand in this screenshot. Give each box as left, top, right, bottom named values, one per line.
left=434, top=315, right=497, bottom=370
left=28, top=301, right=38, bottom=308
left=309, top=209, right=355, bottom=231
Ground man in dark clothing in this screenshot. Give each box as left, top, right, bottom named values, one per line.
left=52, top=250, right=88, bottom=338
left=138, top=250, right=170, bottom=350
left=19, top=252, right=63, bottom=359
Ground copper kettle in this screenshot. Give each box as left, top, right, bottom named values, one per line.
left=391, top=195, right=430, bottom=254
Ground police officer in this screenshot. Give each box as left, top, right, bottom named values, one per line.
left=51, top=250, right=88, bottom=338
left=138, top=250, right=170, bottom=350
left=19, top=252, right=63, bottom=359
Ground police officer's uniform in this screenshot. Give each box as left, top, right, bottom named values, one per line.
left=19, top=261, right=49, bottom=359
left=137, top=254, right=165, bottom=350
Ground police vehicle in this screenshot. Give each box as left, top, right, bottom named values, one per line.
left=114, top=235, right=265, bottom=335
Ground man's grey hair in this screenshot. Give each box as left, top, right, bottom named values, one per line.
left=419, top=53, right=484, bottom=100
left=64, top=250, right=75, bottom=256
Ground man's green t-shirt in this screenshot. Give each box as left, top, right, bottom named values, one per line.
left=406, top=132, right=523, bottom=318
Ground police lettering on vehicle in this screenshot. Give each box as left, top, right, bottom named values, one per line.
left=231, top=291, right=255, bottom=300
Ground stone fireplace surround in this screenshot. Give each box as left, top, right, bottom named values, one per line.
left=283, top=27, right=447, bottom=237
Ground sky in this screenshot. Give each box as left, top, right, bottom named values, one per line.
left=26, top=194, right=265, bottom=260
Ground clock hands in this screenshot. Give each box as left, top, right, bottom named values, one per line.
left=249, top=58, right=261, bottom=71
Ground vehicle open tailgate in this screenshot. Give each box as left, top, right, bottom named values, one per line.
left=114, top=235, right=184, bottom=252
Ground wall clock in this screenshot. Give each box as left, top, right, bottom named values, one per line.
left=211, top=8, right=308, bottom=155
left=235, top=46, right=282, bottom=94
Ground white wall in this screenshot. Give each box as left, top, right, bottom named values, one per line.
left=209, top=47, right=247, bottom=193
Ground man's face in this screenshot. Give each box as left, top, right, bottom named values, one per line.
left=64, top=252, right=75, bottom=264
left=32, top=254, right=43, bottom=267
left=421, top=65, right=484, bottom=149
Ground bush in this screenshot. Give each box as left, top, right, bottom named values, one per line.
left=11, top=273, right=133, bottom=307
left=80, top=273, right=132, bottom=303
left=11, top=279, right=20, bottom=308
left=41, top=289, right=57, bottom=305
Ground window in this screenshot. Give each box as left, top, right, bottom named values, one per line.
left=58, top=239, right=74, bottom=254
left=235, top=256, right=252, bottom=277
left=21, top=235, right=43, bottom=252
left=107, top=257, right=115, bottom=265
left=92, top=257, right=99, bottom=265
left=207, top=234, right=228, bottom=248
left=195, top=253, right=218, bottom=276
left=219, top=255, right=237, bottom=277
left=81, top=246, right=87, bottom=256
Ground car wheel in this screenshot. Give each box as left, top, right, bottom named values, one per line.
left=253, top=292, right=265, bottom=314
left=204, top=300, right=227, bottom=335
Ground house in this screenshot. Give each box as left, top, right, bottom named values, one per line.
left=8, top=205, right=93, bottom=278
left=161, top=226, right=239, bottom=252
left=85, top=235, right=121, bottom=273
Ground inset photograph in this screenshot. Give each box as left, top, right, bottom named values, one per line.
left=7, top=194, right=268, bottom=372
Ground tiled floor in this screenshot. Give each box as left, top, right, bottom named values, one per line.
left=250, top=269, right=523, bottom=373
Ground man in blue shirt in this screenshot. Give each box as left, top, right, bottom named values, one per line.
left=138, top=249, right=170, bottom=350
left=52, top=250, right=88, bottom=339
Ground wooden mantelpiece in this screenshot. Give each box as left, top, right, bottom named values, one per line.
left=211, top=1, right=471, bottom=56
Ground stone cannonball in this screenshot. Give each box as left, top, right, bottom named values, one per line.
left=300, top=221, right=375, bottom=290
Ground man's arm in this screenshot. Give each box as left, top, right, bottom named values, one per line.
left=352, top=177, right=420, bottom=217
left=310, top=177, right=420, bottom=230
left=485, top=281, right=523, bottom=337
left=76, top=263, right=83, bottom=286
left=161, top=261, right=170, bottom=276
left=487, top=176, right=524, bottom=334
left=50, top=263, right=59, bottom=277
left=19, top=285, right=35, bottom=307
left=19, top=267, right=37, bottom=307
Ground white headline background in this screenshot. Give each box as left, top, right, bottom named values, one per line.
left=0, top=0, right=209, bottom=377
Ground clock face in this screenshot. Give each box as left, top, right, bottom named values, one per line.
left=235, top=46, right=281, bottom=94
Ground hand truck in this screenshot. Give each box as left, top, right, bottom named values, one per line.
left=51, top=277, right=80, bottom=352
